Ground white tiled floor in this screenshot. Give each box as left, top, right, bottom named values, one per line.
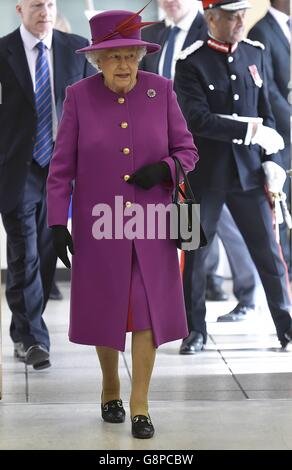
left=1, top=282, right=292, bottom=450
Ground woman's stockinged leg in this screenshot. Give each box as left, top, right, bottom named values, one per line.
left=96, top=346, right=120, bottom=404
left=130, top=329, right=156, bottom=417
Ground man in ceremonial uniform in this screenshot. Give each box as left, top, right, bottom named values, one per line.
left=175, top=0, right=292, bottom=354
left=142, top=0, right=259, bottom=311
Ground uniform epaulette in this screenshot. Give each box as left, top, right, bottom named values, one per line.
left=176, top=40, right=205, bottom=61
left=242, top=38, right=265, bottom=50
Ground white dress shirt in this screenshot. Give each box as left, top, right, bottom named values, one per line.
left=158, top=7, right=199, bottom=80
left=269, top=6, right=290, bottom=43
left=20, top=24, right=58, bottom=140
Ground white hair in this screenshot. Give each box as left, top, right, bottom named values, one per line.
left=85, top=46, right=147, bottom=72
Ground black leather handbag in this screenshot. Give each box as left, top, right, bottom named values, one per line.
left=172, top=157, right=207, bottom=251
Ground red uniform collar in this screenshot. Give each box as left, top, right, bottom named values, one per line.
left=207, top=37, right=238, bottom=54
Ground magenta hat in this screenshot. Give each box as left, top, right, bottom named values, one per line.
left=76, top=7, right=161, bottom=55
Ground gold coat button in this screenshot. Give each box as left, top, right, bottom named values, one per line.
left=123, top=147, right=130, bottom=155
left=125, top=201, right=132, bottom=208
left=124, top=174, right=130, bottom=181
left=120, top=121, right=128, bottom=129
left=118, top=97, right=125, bottom=104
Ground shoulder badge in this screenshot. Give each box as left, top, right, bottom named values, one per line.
left=242, top=38, right=265, bottom=50
left=176, top=40, right=205, bottom=61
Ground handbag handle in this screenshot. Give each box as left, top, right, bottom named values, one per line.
left=173, top=156, right=197, bottom=204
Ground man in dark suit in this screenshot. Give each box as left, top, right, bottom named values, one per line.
left=175, top=0, right=292, bottom=354
left=0, top=0, right=95, bottom=369
left=140, top=0, right=207, bottom=77
left=248, top=0, right=291, bottom=277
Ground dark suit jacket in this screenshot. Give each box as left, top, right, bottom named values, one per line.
left=0, top=28, right=95, bottom=213
left=248, top=12, right=290, bottom=144
left=175, top=41, right=279, bottom=194
left=140, top=12, right=208, bottom=73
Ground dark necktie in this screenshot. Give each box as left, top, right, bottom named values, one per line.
left=162, top=26, right=180, bottom=79
left=33, top=41, right=53, bottom=167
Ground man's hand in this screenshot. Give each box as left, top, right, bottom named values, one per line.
left=262, top=161, right=287, bottom=194
left=251, top=124, right=285, bottom=155
left=51, top=225, right=74, bottom=269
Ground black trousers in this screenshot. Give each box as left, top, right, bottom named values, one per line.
left=2, top=161, right=57, bottom=350
left=182, top=185, right=292, bottom=345
left=206, top=204, right=257, bottom=306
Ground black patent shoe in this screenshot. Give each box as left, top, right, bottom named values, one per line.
left=25, top=344, right=50, bottom=366
left=217, top=304, right=255, bottom=322
left=131, top=415, right=155, bottom=439
left=179, top=331, right=204, bottom=355
left=101, top=399, right=125, bottom=423
left=33, top=359, right=51, bottom=370
left=280, top=327, right=292, bottom=350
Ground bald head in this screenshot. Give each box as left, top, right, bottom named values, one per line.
left=16, top=0, right=57, bottom=39
left=158, top=0, right=197, bottom=24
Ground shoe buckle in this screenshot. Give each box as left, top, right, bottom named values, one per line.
left=117, top=400, right=123, bottom=408
left=133, top=415, right=151, bottom=425
left=103, top=404, right=109, bottom=411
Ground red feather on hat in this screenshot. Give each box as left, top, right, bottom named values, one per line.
left=94, top=0, right=158, bottom=44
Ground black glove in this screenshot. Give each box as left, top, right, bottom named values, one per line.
left=127, top=162, right=171, bottom=190
left=51, top=225, right=74, bottom=269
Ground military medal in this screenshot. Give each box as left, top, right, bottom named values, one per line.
left=147, top=89, right=156, bottom=98
left=248, top=65, right=263, bottom=88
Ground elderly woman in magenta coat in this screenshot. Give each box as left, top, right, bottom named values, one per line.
left=47, top=5, right=199, bottom=439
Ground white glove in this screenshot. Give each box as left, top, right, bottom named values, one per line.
left=251, top=125, right=285, bottom=155
left=262, top=161, right=286, bottom=193
left=281, top=192, right=292, bottom=229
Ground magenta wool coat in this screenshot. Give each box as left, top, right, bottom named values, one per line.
left=47, top=70, right=199, bottom=351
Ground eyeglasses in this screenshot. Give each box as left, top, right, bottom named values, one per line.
left=102, top=52, right=139, bottom=65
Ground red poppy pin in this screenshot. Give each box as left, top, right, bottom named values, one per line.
left=248, top=65, right=263, bottom=88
